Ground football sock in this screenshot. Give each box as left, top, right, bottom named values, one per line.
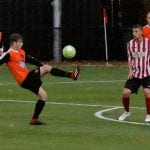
left=32, top=99, right=45, bottom=119
left=50, top=68, right=70, bottom=78
left=122, top=97, right=130, bottom=112
left=145, top=98, right=150, bottom=114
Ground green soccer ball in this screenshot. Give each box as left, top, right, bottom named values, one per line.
left=62, top=45, right=76, bottom=59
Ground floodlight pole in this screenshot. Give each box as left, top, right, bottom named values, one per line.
left=51, top=0, right=62, bottom=63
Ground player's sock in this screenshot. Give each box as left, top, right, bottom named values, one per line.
left=145, top=97, right=150, bottom=114
left=122, top=97, right=130, bottom=112
left=32, top=99, right=45, bottom=119
left=50, top=68, right=70, bottom=78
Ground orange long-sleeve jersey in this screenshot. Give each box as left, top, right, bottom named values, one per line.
left=0, top=49, right=43, bottom=85
left=7, top=49, right=29, bottom=84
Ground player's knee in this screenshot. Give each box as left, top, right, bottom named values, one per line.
left=122, top=89, right=131, bottom=98
left=144, top=89, right=150, bottom=98
left=43, top=92, right=48, bottom=100
left=41, top=93, right=48, bottom=101
left=44, top=65, right=52, bottom=73
left=39, top=91, right=48, bottom=101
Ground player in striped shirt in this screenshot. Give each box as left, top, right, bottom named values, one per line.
left=119, top=24, right=150, bottom=122
left=0, top=33, right=80, bottom=125
left=143, top=12, right=150, bottom=38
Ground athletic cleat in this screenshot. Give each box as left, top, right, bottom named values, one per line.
left=30, top=119, right=47, bottom=125
left=118, top=111, right=131, bottom=121
left=145, top=115, right=150, bottom=123
left=70, top=65, right=80, bottom=80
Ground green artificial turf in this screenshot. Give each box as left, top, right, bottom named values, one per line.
left=0, top=64, right=149, bottom=150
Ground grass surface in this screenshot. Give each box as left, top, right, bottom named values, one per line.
left=0, top=64, right=149, bottom=150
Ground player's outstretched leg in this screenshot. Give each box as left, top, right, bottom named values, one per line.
left=119, top=88, right=131, bottom=121
left=30, top=87, right=47, bottom=125
left=40, top=64, right=80, bottom=80
left=144, top=88, right=150, bottom=122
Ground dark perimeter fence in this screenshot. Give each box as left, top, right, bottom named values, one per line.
left=0, top=0, right=147, bottom=61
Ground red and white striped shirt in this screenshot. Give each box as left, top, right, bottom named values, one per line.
left=128, top=38, right=150, bottom=79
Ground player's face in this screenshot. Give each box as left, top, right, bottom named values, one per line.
left=132, top=28, right=143, bottom=40
left=14, top=40, right=23, bottom=50
left=147, top=13, right=150, bottom=25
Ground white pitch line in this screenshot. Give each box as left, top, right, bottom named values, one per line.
left=0, top=83, right=16, bottom=85
left=0, top=80, right=125, bottom=85
left=95, top=107, right=150, bottom=126
left=0, top=99, right=148, bottom=126
left=45, top=80, right=125, bottom=84
left=0, top=99, right=117, bottom=107
left=0, top=99, right=146, bottom=109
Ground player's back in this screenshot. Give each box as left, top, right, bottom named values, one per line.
left=143, top=25, right=150, bottom=38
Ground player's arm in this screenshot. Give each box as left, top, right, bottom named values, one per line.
left=25, top=54, right=43, bottom=67
left=0, top=32, right=3, bottom=56
left=0, top=43, right=3, bottom=56
left=127, top=43, right=133, bottom=79
left=128, top=62, right=133, bottom=79
left=0, top=52, right=10, bottom=65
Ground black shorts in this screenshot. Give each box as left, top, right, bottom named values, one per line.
left=125, top=76, right=150, bottom=94
left=21, top=68, right=42, bottom=94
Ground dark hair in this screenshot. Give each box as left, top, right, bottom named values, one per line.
left=132, top=24, right=143, bottom=30
left=10, top=33, right=23, bottom=45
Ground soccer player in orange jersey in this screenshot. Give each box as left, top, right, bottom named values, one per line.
left=0, top=33, right=80, bottom=125
left=143, top=12, right=150, bottom=38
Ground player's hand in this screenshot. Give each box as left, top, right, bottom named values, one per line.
left=128, top=70, right=133, bottom=80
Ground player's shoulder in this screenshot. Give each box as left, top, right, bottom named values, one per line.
left=143, top=25, right=150, bottom=30
left=6, top=48, right=13, bottom=55
left=128, top=39, right=134, bottom=45
left=19, top=48, right=25, bottom=52
left=144, top=37, right=149, bottom=40
left=143, top=25, right=147, bottom=29
left=19, top=49, right=25, bottom=54
left=8, top=48, right=25, bottom=56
